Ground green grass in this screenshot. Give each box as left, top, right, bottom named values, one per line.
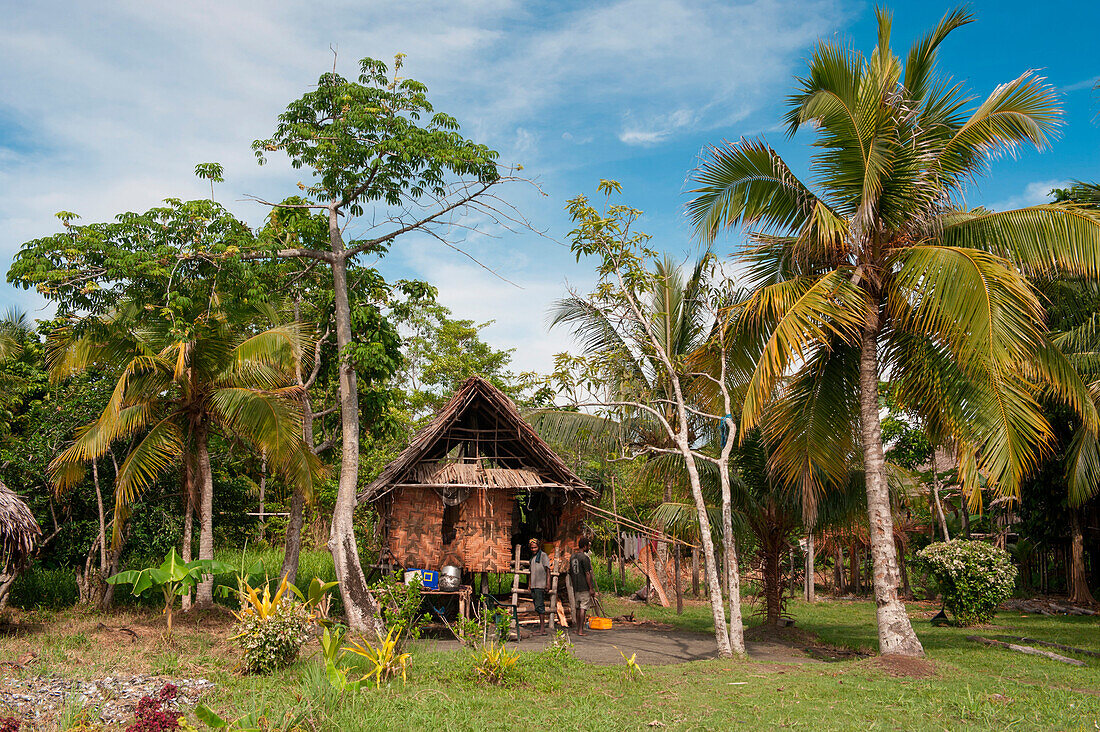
left=184, top=599, right=1100, bottom=732
left=6, top=560, right=1099, bottom=730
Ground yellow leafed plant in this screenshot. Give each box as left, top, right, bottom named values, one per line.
left=472, top=641, right=518, bottom=685
left=343, top=627, right=411, bottom=687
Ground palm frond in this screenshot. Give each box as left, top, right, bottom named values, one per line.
left=936, top=205, right=1100, bottom=279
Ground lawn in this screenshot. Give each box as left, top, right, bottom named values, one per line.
left=2, top=590, right=1098, bottom=731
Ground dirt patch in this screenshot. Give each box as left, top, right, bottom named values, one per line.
left=856, top=654, right=938, bottom=679
left=744, top=625, right=871, bottom=662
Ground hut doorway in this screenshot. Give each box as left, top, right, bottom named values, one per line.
left=514, top=491, right=561, bottom=549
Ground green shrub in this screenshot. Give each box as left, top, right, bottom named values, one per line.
left=231, top=577, right=315, bottom=674
left=916, top=540, right=1016, bottom=626
left=370, top=572, right=426, bottom=646
left=9, top=567, right=78, bottom=609
left=471, top=641, right=518, bottom=685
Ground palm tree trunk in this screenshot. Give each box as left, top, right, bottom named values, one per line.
left=677, top=433, right=732, bottom=657
left=804, top=533, right=816, bottom=602
left=717, top=459, right=745, bottom=654
left=328, top=243, right=384, bottom=635
left=859, top=324, right=924, bottom=656
left=1069, top=509, right=1095, bottom=605
left=281, top=487, right=305, bottom=585
left=834, top=546, right=846, bottom=594
left=195, top=422, right=216, bottom=607
left=673, top=544, right=682, bottom=614
left=763, top=537, right=781, bottom=627
left=181, top=453, right=194, bottom=611
left=692, top=547, right=700, bottom=597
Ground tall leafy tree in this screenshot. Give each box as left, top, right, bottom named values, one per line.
left=47, top=302, right=318, bottom=606
left=248, top=54, right=519, bottom=631
left=542, top=184, right=745, bottom=657
left=9, top=197, right=318, bottom=606
left=688, top=8, right=1100, bottom=655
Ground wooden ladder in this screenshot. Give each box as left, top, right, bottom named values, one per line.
left=510, top=544, right=564, bottom=640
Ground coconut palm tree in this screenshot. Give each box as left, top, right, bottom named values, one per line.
left=48, top=300, right=320, bottom=606
left=688, top=7, right=1100, bottom=655
left=548, top=254, right=712, bottom=460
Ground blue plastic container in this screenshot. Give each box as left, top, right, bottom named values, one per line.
left=403, top=568, right=439, bottom=590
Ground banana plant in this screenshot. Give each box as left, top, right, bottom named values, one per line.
left=107, top=548, right=233, bottom=635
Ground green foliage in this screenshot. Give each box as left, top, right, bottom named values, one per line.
left=253, top=54, right=498, bottom=216
left=471, top=641, right=518, bottom=685
left=391, top=299, right=519, bottom=418
left=107, top=549, right=234, bottom=633
left=917, top=540, right=1017, bottom=626
left=369, top=572, right=426, bottom=645
left=231, top=576, right=317, bottom=674
left=8, top=567, right=78, bottom=609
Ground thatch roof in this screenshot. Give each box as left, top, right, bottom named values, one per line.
left=1, top=481, right=41, bottom=567
left=359, top=376, right=596, bottom=502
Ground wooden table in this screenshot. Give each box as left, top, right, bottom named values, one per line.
left=419, top=585, right=473, bottom=619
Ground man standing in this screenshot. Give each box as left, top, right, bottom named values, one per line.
left=528, top=537, right=551, bottom=635
left=569, top=536, right=597, bottom=636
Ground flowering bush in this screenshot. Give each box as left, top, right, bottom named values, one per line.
left=916, top=540, right=1017, bottom=626
left=232, top=577, right=315, bottom=674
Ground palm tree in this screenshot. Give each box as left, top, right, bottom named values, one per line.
left=688, top=7, right=1100, bottom=655
left=48, top=300, right=320, bottom=606
left=549, top=254, right=712, bottom=463
left=544, top=251, right=748, bottom=655
left=0, top=309, right=31, bottom=362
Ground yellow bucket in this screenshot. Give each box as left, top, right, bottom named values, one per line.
left=588, top=616, right=612, bottom=630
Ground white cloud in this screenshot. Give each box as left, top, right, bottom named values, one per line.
left=0, top=0, right=843, bottom=375
left=395, top=237, right=592, bottom=376
left=986, top=179, right=1071, bottom=211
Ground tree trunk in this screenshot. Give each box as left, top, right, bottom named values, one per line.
left=717, top=458, right=745, bottom=654
left=859, top=324, right=924, bottom=656
left=961, top=500, right=971, bottom=540
left=673, top=544, right=682, bottom=615
left=834, top=546, right=846, bottom=595
left=194, top=422, right=216, bottom=607
left=763, top=539, right=781, bottom=627
left=850, top=542, right=860, bottom=594
left=257, top=449, right=267, bottom=543
left=932, top=473, right=950, bottom=543
left=677, top=431, right=732, bottom=657
left=281, top=487, right=305, bottom=585
left=328, top=241, right=384, bottom=635
left=1069, top=509, right=1095, bottom=605
left=804, top=533, right=815, bottom=602
left=898, top=545, right=912, bottom=600
left=181, top=453, right=194, bottom=611
left=692, top=547, right=700, bottom=597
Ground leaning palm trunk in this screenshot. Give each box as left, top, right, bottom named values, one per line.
left=860, top=326, right=923, bottom=655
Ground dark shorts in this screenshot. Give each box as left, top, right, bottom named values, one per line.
left=532, top=587, right=547, bottom=614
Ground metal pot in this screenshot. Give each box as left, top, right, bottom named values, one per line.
left=440, top=565, right=462, bottom=580
left=439, top=565, right=462, bottom=590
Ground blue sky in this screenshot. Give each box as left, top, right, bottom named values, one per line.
left=1, top=0, right=1097, bottom=375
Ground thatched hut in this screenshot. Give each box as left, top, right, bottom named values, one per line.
left=0, top=480, right=42, bottom=606
left=358, top=376, right=596, bottom=574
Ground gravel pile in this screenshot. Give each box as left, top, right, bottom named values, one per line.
left=0, top=674, right=215, bottom=726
